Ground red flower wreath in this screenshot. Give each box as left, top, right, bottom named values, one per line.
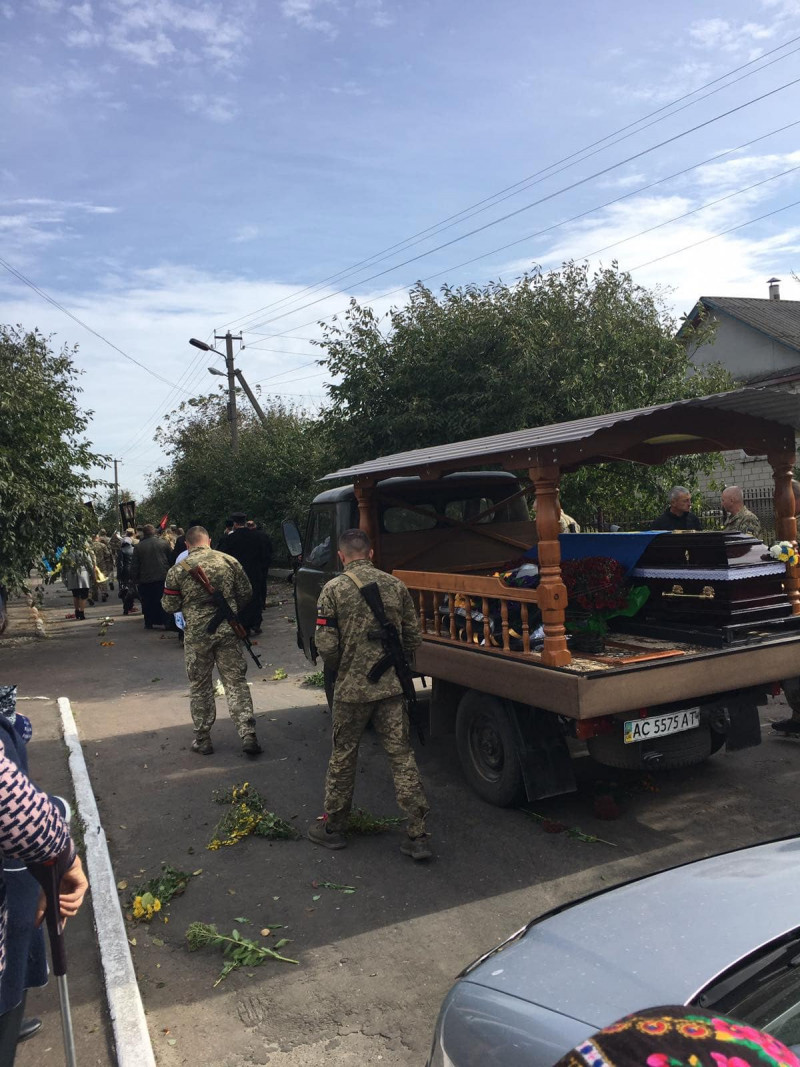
left=560, top=556, right=629, bottom=616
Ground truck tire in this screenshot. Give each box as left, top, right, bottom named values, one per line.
left=587, top=723, right=713, bottom=771
left=455, top=691, right=525, bottom=807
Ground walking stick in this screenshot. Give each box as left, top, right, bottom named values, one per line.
left=29, top=859, right=78, bottom=1067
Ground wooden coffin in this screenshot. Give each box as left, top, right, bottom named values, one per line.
left=630, top=532, right=791, bottom=627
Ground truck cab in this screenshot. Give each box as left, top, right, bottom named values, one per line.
left=288, top=471, right=533, bottom=662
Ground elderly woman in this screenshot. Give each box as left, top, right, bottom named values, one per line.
left=60, top=543, right=95, bottom=620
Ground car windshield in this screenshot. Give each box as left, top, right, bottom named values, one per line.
left=698, top=932, right=800, bottom=1048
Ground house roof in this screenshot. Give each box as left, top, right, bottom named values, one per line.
left=321, top=386, right=800, bottom=483
left=682, top=296, right=800, bottom=355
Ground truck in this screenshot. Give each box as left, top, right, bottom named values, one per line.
left=283, top=386, right=800, bottom=807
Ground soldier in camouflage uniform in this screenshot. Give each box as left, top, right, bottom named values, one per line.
left=721, top=486, right=762, bottom=539
left=308, top=528, right=431, bottom=861
left=161, top=526, right=262, bottom=756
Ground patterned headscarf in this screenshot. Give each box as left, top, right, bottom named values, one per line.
left=553, top=1006, right=799, bottom=1067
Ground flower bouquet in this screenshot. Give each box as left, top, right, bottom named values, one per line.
left=769, top=541, right=799, bottom=567
left=561, top=556, right=649, bottom=653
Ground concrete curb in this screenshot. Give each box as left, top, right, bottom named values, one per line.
left=58, top=697, right=157, bottom=1067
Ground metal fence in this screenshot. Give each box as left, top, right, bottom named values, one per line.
left=576, top=486, right=779, bottom=542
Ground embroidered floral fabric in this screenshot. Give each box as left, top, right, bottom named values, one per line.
left=553, top=1007, right=798, bottom=1067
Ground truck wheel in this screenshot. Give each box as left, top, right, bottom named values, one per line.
left=587, top=724, right=713, bottom=771
left=456, top=691, right=525, bottom=807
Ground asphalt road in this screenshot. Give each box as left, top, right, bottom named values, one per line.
left=3, top=580, right=800, bottom=1066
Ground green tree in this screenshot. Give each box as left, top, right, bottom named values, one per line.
left=318, top=262, right=730, bottom=519
left=140, top=391, right=326, bottom=548
left=0, top=325, right=106, bottom=592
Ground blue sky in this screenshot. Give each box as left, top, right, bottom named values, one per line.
left=2, top=0, right=800, bottom=500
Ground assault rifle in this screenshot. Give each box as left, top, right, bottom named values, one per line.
left=349, top=576, right=424, bottom=745
left=182, top=564, right=263, bottom=669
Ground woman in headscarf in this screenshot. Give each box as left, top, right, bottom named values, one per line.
left=60, top=542, right=95, bottom=620
left=553, top=1005, right=798, bottom=1067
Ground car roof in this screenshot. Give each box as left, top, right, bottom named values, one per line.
left=311, top=470, right=519, bottom=505
left=465, top=837, right=800, bottom=1028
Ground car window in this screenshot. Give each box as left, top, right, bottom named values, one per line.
left=715, top=958, right=800, bottom=1047
left=382, top=505, right=437, bottom=533
left=305, top=507, right=335, bottom=568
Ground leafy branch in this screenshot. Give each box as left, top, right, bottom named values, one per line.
left=186, top=922, right=298, bottom=986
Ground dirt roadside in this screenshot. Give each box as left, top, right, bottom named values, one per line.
left=3, top=579, right=800, bottom=1066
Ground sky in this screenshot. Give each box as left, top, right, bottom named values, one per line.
left=2, top=0, right=800, bottom=501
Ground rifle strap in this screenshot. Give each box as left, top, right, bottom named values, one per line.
left=342, top=570, right=389, bottom=624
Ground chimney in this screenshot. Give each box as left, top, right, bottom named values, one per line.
left=768, top=277, right=781, bottom=300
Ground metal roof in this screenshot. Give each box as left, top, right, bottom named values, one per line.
left=321, top=387, right=800, bottom=482
left=701, top=296, right=800, bottom=354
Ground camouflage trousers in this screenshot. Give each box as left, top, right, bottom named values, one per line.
left=184, top=632, right=256, bottom=740
left=324, top=695, right=429, bottom=837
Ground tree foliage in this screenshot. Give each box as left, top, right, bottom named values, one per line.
left=0, top=326, right=106, bottom=593
left=140, top=392, right=325, bottom=546
left=318, top=263, right=731, bottom=519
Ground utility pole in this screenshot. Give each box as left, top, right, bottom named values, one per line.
left=113, top=459, right=120, bottom=521
left=214, top=331, right=242, bottom=452
left=234, top=369, right=269, bottom=428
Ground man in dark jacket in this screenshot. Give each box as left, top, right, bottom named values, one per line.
left=650, top=486, right=702, bottom=531
left=131, top=524, right=172, bottom=629
left=220, top=513, right=268, bottom=634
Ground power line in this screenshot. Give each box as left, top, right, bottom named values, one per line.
left=0, top=255, right=192, bottom=393
left=239, top=74, right=800, bottom=335
left=373, top=119, right=800, bottom=302
left=629, top=196, right=800, bottom=271
left=222, top=35, right=800, bottom=334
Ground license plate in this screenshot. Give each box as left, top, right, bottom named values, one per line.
left=624, top=708, right=701, bottom=744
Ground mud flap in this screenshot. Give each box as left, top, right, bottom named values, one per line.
left=509, top=703, right=577, bottom=800
left=705, top=686, right=765, bottom=751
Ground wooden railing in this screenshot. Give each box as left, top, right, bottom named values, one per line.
left=394, top=569, right=543, bottom=659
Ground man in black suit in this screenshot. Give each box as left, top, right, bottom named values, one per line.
left=221, top=512, right=268, bottom=634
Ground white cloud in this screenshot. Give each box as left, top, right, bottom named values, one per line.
left=65, top=27, right=103, bottom=46
left=1, top=3, right=15, bottom=18
left=183, top=92, right=237, bottom=123
left=57, top=0, right=251, bottom=69
left=233, top=224, right=262, bottom=243
left=280, top=0, right=337, bottom=36
left=69, top=1, right=93, bottom=26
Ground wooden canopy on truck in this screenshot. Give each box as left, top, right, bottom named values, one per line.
left=322, top=387, right=800, bottom=667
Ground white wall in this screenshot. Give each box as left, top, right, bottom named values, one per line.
left=692, top=312, right=798, bottom=380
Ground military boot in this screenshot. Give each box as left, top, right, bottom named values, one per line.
left=400, top=834, right=433, bottom=861
left=191, top=736, right=213, bottom=755
left=242, top=734, right=262, bottom=756
left=307, top=820, right=347, bottom=850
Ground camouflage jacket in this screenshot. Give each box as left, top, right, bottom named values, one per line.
left=723, top=506, right=761, bottom=539
left=315, top=559, right=421, bottom=702
left=161, top=546, right=253, bottom=640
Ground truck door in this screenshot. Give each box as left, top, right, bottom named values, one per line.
left=296, top=505, right=338, bottom=660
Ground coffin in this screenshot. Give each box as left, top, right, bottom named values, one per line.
left=630, top=532, right=791, bottom=627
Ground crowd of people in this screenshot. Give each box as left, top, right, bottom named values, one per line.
left=58, top=514, right=272, bottom=637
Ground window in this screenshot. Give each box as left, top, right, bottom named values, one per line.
left=382, top=504, right=438, bottom=533
left=445, top=497, right=497, bottom=524
left=305, top=507, right=335, bottom=568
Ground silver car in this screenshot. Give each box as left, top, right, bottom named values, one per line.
left=427, top=838, right=800, bottom=1067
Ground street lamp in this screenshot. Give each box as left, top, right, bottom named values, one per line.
left=188, top=336, right=270, bottom=431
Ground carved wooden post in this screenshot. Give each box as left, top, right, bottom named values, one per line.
left=531, top=464, right=571, bottom=666
left=769, top=451, right=800, bottom=615
left=354, top=481, right=380, bottom=567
